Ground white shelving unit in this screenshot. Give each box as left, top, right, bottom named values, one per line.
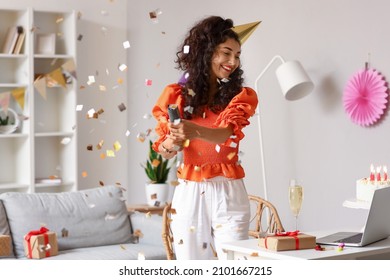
left=0, top=8, right=77, bottom=194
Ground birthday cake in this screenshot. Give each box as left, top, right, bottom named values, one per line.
left=356, top=165, right=390, bottom=202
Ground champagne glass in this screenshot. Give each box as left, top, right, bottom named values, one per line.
left=289, top=179, right=304, bottom=230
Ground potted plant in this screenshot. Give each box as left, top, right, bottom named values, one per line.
left=0, top=108, right=19, bottom=134
left=142, top=140, right=176, bottom=206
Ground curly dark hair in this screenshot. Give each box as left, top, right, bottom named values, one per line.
left=175, top=16, right=244, bottom=119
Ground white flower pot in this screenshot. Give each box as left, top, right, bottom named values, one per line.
left=0, top=108, right=19, bottom=134
left=145, top=183, right=171, bottom=207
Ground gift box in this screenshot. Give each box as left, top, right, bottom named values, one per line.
left=23, top=227, right=58, bottom=259
left=0, top=235, right=12, bottom=257
left=258, top=231, right=316, bottom=251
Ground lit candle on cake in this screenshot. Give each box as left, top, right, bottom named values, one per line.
left=384, top=166, right=388, bottom=181
left=370, top=164, right=375, bottom=181
left=376, top=166, right=382, bottom=182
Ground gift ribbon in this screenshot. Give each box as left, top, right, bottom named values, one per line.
left=265, top=230, right=301, bottom=250
left=24, top=227, right=51, bottom=258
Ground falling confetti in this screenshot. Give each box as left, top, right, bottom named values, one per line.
left=170, top=180, right=179, bottom=187
left=123, top=40, right=130, bottom=49
left=97, top=140, right=104, bottom=149
left=82, top=171, right=88, bottom=178
left=188, top=89, right=196, bottom=97
left=118, top=64, right=127, bottom=71
left=184, top=106, right=194, bottom=114
left=61, top=228, right=69, bottom=238
left=183, top=45, right=190, bottom=53
left=138, top=252, right=145, bottom=260
left=137, top=132, right=146, bottom=142
left=101, top=26, right=108, bottom=35
left=105, top=212, right=120, bottom=220
left=76, top=104, right=83, bottom=111
left=152, top=159, right=160, bottom=167
left=215, top=145, right=221, bottom=153
left=118, top=103, right=126, bottom=112
left=61, top=137, right=71, bottom=145
left=227, top=152, right=236, bottom=160
left=113, top=141, right=121, bottom=151
left=87, top=108, right=96, bottom=119
left=145, top=79, right=152, bottom=86
left=87, top=75, right=95, bottom=85
left=106, top=150, right=115, bottom=157
left=134, top=229, right=144, bottom=238
left=183, top=139, right=190, bottom=147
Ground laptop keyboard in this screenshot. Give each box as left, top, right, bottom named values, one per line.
left=335, top=233, right=363, bottom=244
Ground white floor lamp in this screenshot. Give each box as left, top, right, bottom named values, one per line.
left=254, top=55, right=314, bottom=201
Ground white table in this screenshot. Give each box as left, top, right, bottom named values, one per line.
left=221, top=231, right=390, bottom=260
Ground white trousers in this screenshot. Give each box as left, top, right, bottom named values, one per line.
left=170, top=177, right=250, bottom=260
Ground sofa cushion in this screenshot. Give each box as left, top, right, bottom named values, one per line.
left=0, top=185, right=132, bottom=258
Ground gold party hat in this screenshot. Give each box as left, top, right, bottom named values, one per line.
left=232, top=21, right=261, bottom=44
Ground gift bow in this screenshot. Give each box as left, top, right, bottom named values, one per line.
left=265, top=230, right=301, bottom=250
left=275, top=230, right=300, bottom=237
left=25, top=227, right=51, bottom=258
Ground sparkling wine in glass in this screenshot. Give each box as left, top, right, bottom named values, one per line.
left=289, top=179, right=304, bottom=231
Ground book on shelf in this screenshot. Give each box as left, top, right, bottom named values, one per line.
left=2, top=26, right=24, bottom=54
left=12, top=27, right=25, bottom=54
left=35, top=177, right=62, bottom=184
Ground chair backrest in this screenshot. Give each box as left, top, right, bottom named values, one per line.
left=248, top=195, right=284, bottom=237
left=161, top=202, right=175, bottom=260
left=161, top=195, right=285, bottom=259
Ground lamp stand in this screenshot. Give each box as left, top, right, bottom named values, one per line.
left=254, top=55, right=286, bottom=201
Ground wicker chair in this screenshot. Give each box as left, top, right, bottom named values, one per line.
left=248, top=194, right=284, bottom=238
left=161, top=202, right=175, bottom=260
left=161, top=195, right=284, bottom=260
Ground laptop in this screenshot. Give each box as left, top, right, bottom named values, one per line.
left=316, top=187, right=390, bottom=247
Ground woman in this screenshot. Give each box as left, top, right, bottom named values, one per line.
left=152, top=16, right=258, bottom=260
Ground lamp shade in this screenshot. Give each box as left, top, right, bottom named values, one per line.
left=275, top=60, right=314, bottom=101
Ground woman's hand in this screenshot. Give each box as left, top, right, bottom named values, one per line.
left=168, top=120, right=233, bottom=145
left=168, top=120, right=200, bottom=141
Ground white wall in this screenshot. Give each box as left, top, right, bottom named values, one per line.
left=1, top=0, right=129, bottom=191
left=127, top=0, right=390, bottom=232
left=4, top=0, right=389, bottom=233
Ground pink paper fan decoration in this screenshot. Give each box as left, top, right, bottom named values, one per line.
left=343, top=68, right=388, bottom=126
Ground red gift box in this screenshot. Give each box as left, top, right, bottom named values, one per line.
left=0, top=235, right=12, bottom=257
left=258, top=231, right=316, bottom=251
left=23, top=227, right=58, bottom=259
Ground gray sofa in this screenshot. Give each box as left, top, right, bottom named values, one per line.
left=0, top=185, right=167, bottom=260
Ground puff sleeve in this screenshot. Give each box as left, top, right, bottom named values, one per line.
left=214, top=87, right=258, bottom=142
left=151, top=84, right=183, bottom=152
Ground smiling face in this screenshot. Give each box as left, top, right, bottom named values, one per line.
left=210, top=38, right=241, bottom=81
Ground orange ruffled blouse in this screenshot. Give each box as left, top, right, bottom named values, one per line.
left=152, top=83, right=258, bottom=182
